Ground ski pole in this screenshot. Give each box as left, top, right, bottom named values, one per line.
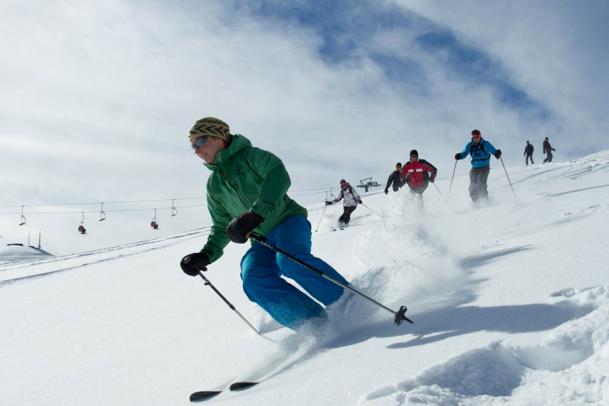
left=195, top=269, right=266, bottom=337
left=432, top=182, right=442, bottom=196
left=361, top=203, right=384, bottom=221
left=499, top=156, right=517, bottom=200
left=314, top=202, right=328, bottom=232
left=447, top=159, right=458, bottom=201
left=249, top=233, right=413, bottom=325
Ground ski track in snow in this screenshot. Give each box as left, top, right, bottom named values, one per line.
left=0, top=227, right=210, bottom=285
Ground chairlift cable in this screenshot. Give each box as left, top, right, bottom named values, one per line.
left=0, top=204, right=207, bottom=216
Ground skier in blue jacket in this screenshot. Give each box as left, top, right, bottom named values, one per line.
left=454, top=129, right=502, bottom=202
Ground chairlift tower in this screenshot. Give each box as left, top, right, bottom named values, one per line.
left=356, top=177, right=381, bottom=193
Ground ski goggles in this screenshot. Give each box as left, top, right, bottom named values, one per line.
left=191, top=136, right=209, bottom=150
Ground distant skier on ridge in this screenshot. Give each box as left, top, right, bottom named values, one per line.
left=543, top=137, right=556, bottom=163
left=524, top=141, right=534, bottom=166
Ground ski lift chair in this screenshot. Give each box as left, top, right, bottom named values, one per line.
left=19, top=205, right=26, bottom=226
left=150, top=208, right=159, bottom=229
left=170, top=199, right=178, bottom=217
left=78, top=212, right=87, bottom=234
left=98, top=202, right=106, bottom=221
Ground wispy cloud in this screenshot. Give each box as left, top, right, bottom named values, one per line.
left=0, top=0, right=607, bottom=211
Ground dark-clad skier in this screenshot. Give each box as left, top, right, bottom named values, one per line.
left=543, top=137, right=556, bottom=163
left=385, top=162, right=405, bottom=194
left=524, top=141, right=534, bottom=166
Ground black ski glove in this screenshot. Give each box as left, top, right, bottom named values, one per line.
left=226, top=212, right=264, bottom=244
left=384, top=189, right=388, bottom=195
left=357, top=199, right=363, bottom=204
left=325, top=201, right=333, bottom=206
left=454, top=153, right=462, bottom=160
left=430, top=174, right=436, bottom=183
left=180, top=252, right=210, bottom=276
left=494, top=149, right=502, bottom=159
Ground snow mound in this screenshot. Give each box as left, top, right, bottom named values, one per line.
left=362, top=286, right=609, bottom=405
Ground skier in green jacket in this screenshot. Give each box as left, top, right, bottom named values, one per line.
left=180, top=117, right=348, bottom=329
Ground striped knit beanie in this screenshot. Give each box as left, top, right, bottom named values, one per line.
left=188, top=117, right=231, bottom=144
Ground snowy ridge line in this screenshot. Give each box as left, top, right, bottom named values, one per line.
left=500, top=153, right=609, bottom=188
left=0, top=229, right=211, bottom=285
left=0, top=227, right=210, bottom=272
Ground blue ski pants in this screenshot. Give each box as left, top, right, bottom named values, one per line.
left=240, top=215, right=348, bottom=329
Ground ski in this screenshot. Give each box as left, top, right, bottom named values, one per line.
left=189, top=390, right=222, bottom=402
left=230, top=381, right=258, bottom=391
left=189, top=381, right=259, bottom=402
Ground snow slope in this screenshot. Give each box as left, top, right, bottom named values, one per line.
left=1, top=152, right=609, bottom=406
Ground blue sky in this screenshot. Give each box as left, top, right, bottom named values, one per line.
left=1, top=0, right=608, bottom=210
left=240, top=0, right=551, bottom=122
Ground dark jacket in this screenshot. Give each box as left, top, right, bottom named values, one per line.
left=385, top=170, right=404, bottom=192
left=543, top=140, right=555, bottom=154
left=524, top=144, right=534, bottom=156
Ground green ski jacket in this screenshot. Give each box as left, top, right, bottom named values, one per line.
left=201, top=134, right=307, bottom=263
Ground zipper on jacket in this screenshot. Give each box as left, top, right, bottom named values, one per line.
left=219, top=168, right=249, bottom=209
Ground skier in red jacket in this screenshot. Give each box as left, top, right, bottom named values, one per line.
left=400, top=150, right=438, bottom=198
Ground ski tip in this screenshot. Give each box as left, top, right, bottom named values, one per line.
left=190, top=390, right=222, bottom=402
left=229, top=381, right=258, bottom=391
